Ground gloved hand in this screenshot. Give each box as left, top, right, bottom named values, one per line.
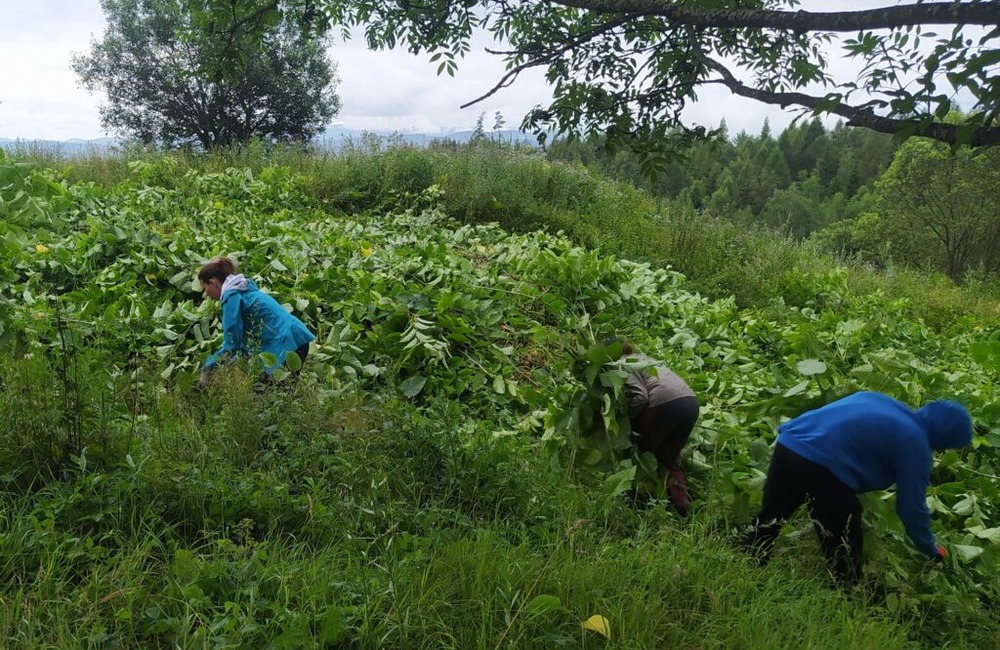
left=934, top=545, right=948, bottom=561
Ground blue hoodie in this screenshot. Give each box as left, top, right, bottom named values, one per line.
left=204, top=278, right=315, bottom=374
left=777, top=391, right=973, bottom=556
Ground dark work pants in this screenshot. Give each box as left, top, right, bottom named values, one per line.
left=632, top=396, right=699, bottom=514
left=260, top=343, right=311, bottom=387
left=745, top=442, right=863, bottom=584
left=291, top=343, right=310, bottom=377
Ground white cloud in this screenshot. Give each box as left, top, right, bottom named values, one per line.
left=0, top=0, right=967, bottom=141
left=0, top=0, right=105, bottom=140
left=332, top=35, right=552, bottom=133
left=0, top=38, right=106, bottom=140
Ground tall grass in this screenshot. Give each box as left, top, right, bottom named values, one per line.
left=0, top=354, right=945, bottom=649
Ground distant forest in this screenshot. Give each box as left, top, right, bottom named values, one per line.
left=546, top=118, right=1000, bottom=285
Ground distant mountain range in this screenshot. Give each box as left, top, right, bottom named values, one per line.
left=317, top=125, right=539, bottom=148
left=0, top=125, right=539, bottom=155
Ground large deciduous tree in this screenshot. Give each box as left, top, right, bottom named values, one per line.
left=205, top=1, right=1000, bottom=158
left=870, top=137, right=1000, bottom=281
left=73, top=0, right=341, bottom=150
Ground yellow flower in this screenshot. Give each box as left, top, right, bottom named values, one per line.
left=361, top=246, right=373, bottom=257
left=35, top=244, right=50, bottom=254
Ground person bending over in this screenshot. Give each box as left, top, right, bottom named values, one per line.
left=198, top=256, right=315, bottom=387
left=622, top=342, right=700, bottom=516
left=744, top=391, right=972, bottom=584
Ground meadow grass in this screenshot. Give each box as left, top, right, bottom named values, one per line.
left=3, top=141, right=999, bottom=648
left=1, top=353, right=993, bottom=648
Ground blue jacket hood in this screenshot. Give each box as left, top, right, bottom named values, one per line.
left=220, top=277, right=259, bottom=304
left=917, top=400, right=973, bottom=451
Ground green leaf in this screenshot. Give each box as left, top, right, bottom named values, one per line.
left=317, top=606, right=351, bottom=645
left=748, top=439, right=770, bottom=463
left=170, top=270, right=191, bottom=287
left=885, top=592, right=899, bottom=612
left=952, top=495, right=975, bottom=516
left=953, top=544, right=984, bottom=561
left=284, top=349, right=303, bottom=371
left=970, top=526, right=1000, bottom=543
left=400, top=375, right=427, bottom=398
left=797, top=359, right=827, bottom=376
left=784, top=380, right=809, bottom=397
left=603, top=464, right=636, bottom=497
left=524, top=594, right=562, bottom=616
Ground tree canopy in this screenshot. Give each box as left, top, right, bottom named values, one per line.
left=870, top=135, right=1000, bottom=280
left=74, top=0, right=341, bottom=149
left=199, top=0, right=1000, bottom=156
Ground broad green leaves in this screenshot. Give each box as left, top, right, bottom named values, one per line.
left=399, top=375, right=427, bottom=398
left=524, top=594, right=562, bottom=616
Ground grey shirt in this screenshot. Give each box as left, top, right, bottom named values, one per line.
left=624, top=355, right=695, bottom=419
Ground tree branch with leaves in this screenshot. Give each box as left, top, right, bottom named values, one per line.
left=195, top=0, right=1000, bottom=160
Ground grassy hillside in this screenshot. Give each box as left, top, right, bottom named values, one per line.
left=12, top=138, right=1000, bottom=328
left=1, top=147, right=999, bottom=647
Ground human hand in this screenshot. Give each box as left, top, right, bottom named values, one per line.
left=934, top=545, right=948, bottom=561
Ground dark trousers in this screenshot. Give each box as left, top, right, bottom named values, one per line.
left=745, top=442, right=863, bottom=583
left=260, top=344, right=310, bottom=387
left=632, top=396, right=699, bottom=513
left=292, top=343, right=310, bottom=375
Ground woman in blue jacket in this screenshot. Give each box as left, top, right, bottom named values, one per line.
left=198, top=256, right=315, bottom=386
left=744, top=391, right=972, bottom=584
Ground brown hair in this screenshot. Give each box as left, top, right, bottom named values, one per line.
left=604, top=337, right=634, bottom=356
left=198, top=256, right=237, bottom=283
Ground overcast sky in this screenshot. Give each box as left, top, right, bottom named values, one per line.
left=1, top=0, right=894, bottom=141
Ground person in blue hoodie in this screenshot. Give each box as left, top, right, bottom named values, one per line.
left=744, top=391, right=973, bottom=584
left=197, top=256, right=315, bottom=387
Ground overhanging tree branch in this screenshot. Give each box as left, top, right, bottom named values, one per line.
left=292, top=1, right=1000, bottom=149
left=461, top=16, right=632, bottom=108
left=698, top=54, right=1000, bottom=146
left=552, top=0, right=1000, bottom=31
